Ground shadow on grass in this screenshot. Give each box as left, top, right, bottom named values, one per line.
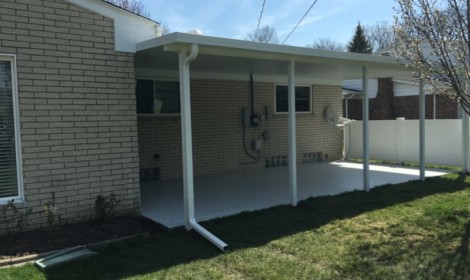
left=44, top=173, right=469, bottom=279
left=343, top=212, right=470, bottom=279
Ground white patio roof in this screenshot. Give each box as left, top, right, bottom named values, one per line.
left=133, top=32, right=427, bottom=252
left=135, top=32, right=411, bottom=85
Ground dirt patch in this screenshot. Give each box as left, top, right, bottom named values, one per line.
left=0, top=216, right=165, bottom=259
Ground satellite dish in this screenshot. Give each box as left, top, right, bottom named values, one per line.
left=324, top=106, right=350, bottom=127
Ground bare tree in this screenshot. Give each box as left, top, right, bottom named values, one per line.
left=159, top=20, right=171, bottom=35
left=104, top=0, right=149, bottom=17
left=394, top=0, right=470, bottom=113
left=246, top=25, right=279, bottom=44
left=306, top=38, right=345, bottom=51
left=366, top=21, right=395, bottom=51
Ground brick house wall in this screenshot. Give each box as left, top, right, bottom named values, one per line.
left=138, top=80, right=343, bottom=180
left=0, top=0, right=140, bottom=231
left=371, top=78, right=397, bottom=119
left=393, top=94, right=458, bottom=119
left=344, top=78, right=459, bottom=120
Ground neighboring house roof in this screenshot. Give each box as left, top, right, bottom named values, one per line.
left=65, top=0, right=161, bottom=52
left=342, top=79, right=379, bottom=99
left=343, top=41, right=443, bottom=99
left=342, top=78, right=436, bottom=99
left=374, top=45, right=398, bottom=57
left=98, top=0, right=157, bottom=23
left=135, top=32, right=411, bottom=85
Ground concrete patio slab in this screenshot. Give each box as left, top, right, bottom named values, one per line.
left=140, top=161, right=450, bottom=228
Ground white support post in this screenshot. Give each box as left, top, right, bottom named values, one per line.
left=288, top=60, right=297, bottom=206
left=419, top=79, right=426, bottom=181
left=362, top=66, right=370, bottom=191
left=179, top=49, right=195, bottom=231
left=462, top=105, right=470, bottom=173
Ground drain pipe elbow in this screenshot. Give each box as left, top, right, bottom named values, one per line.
left=184, top=44, right=199, bottom=65
left=189, top=218, right=229, bottom=252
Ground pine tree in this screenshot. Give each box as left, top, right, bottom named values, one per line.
left=347, top=22, right=373, bottom=53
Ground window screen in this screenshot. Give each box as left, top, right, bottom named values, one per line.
left=136, top=79, right=154, bottom=114
left=275, top=85, right=311, bottom=113
left=136, top=80, right=180, bottom=114
left=155, top=81, right=180, bottom=114
left=0, top=59, right=19, bottom=199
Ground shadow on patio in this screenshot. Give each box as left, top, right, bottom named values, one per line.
left=43, top=173, right=470, bottom=280
left=141, top=161, right=449, bottom=228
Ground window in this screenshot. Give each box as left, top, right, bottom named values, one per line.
left=275, top=85, right=312, bottom=113
left=136, top=80, right=180, bottom=115
left=0, top=55, right=23, bottom=202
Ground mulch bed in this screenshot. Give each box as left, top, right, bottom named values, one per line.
left=0, top=216, right=165, bottom=259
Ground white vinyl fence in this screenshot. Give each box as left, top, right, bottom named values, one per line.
left=345, top=119, right=462, bottom=166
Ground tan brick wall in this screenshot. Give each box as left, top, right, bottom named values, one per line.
left=0, top=0, right=140, bottom=231
left=138, top=79, right=343, bottom=180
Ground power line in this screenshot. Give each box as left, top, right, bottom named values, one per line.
left=282, top=0, right=319, bottom=45
left=256, top=0, right=266, bottom=33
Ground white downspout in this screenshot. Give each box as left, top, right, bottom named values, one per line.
left=343, top=94, right=355, bottom=160
left=344, top=93, right=355, bottom=119
left=179, top=44, right=229, bottom=252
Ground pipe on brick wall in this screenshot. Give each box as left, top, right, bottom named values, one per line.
left=344, top=93, right=356, bottom=119
left=179, top=44, right=229, bottom=252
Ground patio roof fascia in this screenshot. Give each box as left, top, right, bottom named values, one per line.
left=136, top=32, right=409, bottom=73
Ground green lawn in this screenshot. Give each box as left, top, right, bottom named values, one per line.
left=2, top=173, right=470, bottom=279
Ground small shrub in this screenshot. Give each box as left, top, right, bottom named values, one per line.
left=95, top=193, right=119, bottom=226
left=1, top=199, right=32, bottom=234
left=43, top=201, right=61, bottom=235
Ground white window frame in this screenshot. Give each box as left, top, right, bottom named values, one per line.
left=274, top=84, right=312, bottom=114
left=0, top=54, right=24, bottom=204
left=136, top=78, right=181, bottom=117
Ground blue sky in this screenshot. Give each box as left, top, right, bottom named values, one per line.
left=141, top=0, right=397, bottom=47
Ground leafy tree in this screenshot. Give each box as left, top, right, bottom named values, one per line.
left=307, top=38, right=345, bottom=51
left=104, top=0, right=149, bottom=17
left=347, top=22, right=373, bottom=53
left=246, top=25, right=279, bottom=44
left=394, top=0, right=470, bottom=113
left=366, top=21, right=395, bottom=51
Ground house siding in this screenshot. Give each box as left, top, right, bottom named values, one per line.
left=138, top=79, right=343, bottom=180
left=0, top=0, right=140, bottom=231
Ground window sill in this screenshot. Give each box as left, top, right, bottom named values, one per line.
left=274, top=111, right=313, bottom=115
left=0, top=197, right=25, bottom=206
left=137, top=114, right=181, bottom=117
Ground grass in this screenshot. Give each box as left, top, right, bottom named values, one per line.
left=1, top=173, right=470, bottom=279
